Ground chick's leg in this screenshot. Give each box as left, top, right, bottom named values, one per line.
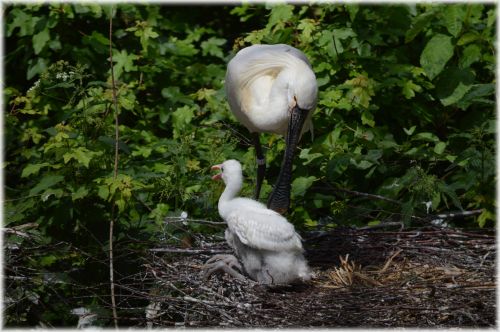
left=202, top=254, right=246, bottom=281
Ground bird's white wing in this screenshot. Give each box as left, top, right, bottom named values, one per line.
left=227, top=44, right=311, bottom=91
left=225, top=203, right=303, bottom=252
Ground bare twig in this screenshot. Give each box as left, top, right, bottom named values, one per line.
left=164, top=218, right=226, bottom=226
left=358, top=222, right=404, bottom=231
left=108, top=7, right=119, bottom=329
left=149, top=248, right=231, bottom=255
left=329, top=186, right=401, bottom=205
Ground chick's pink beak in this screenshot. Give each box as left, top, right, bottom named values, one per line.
left=211, top=164, right=222, bottom=180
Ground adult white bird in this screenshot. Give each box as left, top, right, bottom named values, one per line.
left=204, top=159, right=311, bottom=284
left=225, top=44, right=318, bottom=214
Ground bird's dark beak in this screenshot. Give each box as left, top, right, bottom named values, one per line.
left=211, top=164, right=222, bottom=181
left=267, top=105, right=309, bottom=214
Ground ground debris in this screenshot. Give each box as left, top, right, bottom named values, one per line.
left=132, top=226, right=496, bottom=327
left=4, top=226, right=495, bottom=327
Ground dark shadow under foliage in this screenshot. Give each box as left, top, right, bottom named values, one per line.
left=5, top=225, right=495, bottom=328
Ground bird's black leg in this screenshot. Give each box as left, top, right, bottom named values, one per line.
left=267, top=106, right=309, bottom=214
left=252, top=132, right=266, bottom=200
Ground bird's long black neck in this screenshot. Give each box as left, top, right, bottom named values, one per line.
left=267, top=107, right=308, bottom=214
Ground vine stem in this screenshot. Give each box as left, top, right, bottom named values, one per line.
left=108, top=7, right=119, bottom=329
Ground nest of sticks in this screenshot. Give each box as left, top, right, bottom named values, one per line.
left=4, top=224, right=496, bottom=328
left=132, top=225, right=496, bottom=328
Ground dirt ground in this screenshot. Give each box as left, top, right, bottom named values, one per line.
left=137, top=226, right=496, bottom=328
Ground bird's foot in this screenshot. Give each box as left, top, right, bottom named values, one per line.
left=202, top=254, right=246, bottom=281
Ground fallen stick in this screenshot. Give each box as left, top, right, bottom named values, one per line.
left=149, top=248, right=231, bottom=254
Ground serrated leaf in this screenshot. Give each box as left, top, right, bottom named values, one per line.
left=21, top=163, right=50, bottom=178
left=7, top=8, right=39, bottom=37
left=267, top=4, right=294, bottom=29
left=420, top=34, right=454, bottom=80
left=172, top=106, right=195, bottom=137
left=402, top=80, right=422, bottom=99
left=63, top=147, right=101, bottom=168
left=112, top=49, right=138, bottom=78
left=200, top=37, right=226, bottom=58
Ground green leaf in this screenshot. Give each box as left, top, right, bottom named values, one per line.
left=267, top=4, right=294, bottom=29
left=172, top=106, right=195, bottom=137
left=41, top=188, right=64, bottom=202
left=29, top=175, right=65, bottom=196
left=299, top=148, right=323, bottom=165
left=63, top=147, right=102, bottom=168
left=405, top=11, right=435, bottom=43
left=402, top=80, right=422, bottom=99
left=21, top=163, right=50, bottom=178
left=457, top=31, right=480, bottom=46
left=40, top=255, right=57, bottom=266
left=420, top=34, right=454, bottom=80
left=345, top=4, right=359, bottom=22
left=200, top=37, right=226, bottom=58
left=72, top=186, right=89, bottom=201
left=435, top=68, right=474, bottom=106
left=33, top=28, right=50, bottom=54
left=351, top=159, right=373, bottom=170
left=291, top=176, right=317, bottom=198
left=27, top=57, right=48, bottom=80
left=456, top=84, right=495, bottom=110
left=97, top=185, right=110, bottom=201
left=413, top=132, right=439, bottom=142
left=112, top=49, right=138, bottom=78
left=477, top=209, right=494, bottom=228
left=7, top=8, right=40, bottom=36
left=297, top=19, right=316, bottom=43
left=434, top=141, right=446, bottom=155
left=361, top=111, right=375, bottom=127
left=443, top=5, right=465, bottom=37
left=459, top=44, right=481, bottom=69
left=403, top=126, right=416, bottom=136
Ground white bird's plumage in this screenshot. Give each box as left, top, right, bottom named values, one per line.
left=213, top=159, right=311, bottom=284
left=225, top=44, right=317, bottom=136
left=225, top=200, right=303, bottom=252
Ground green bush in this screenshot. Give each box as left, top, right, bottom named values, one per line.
left=3, top=3, right=495, bottom=326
